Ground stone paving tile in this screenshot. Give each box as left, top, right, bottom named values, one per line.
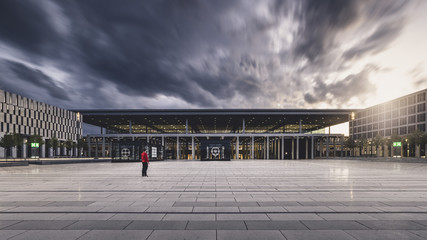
left=345, top=230, right=426, bottom=240
left=239, top=206, right=286, bottom=213
left=109, top=213, right=165, bottom=221
left=193, top=207, right=239, bottom=213
left=327, top=206, right=383, bottom=213
left=78, top=230, right=152, bottom=240
left=217, top=213, right=270, bottom=221
left=357, top=220, right=427, bottom=230
left=217, top=230, right=286, bottom=240
left=64, top=220, right=132, bottom=230
left=162, top=214, right=215, bottom=221
left=172, top=202, right=215, bottom=207
left=7, top=230, right=89, bottom=240
left=147, top=230, right=216, bottom=240
left=0, top=230, right=26, bottom=239
left=281, top=230, right=357, bottom=240
left=301, top=220, right=369, bottom=230
left=267, top=213, right=323, bottom=221
left=125, top=221, right=188, bottom=230
left=0, top=220, right=20, bottom=229
left=4, top=220, right=76, bottom=230
left=409, top=230, right=427, bottom=239
left=318, top=213, right=377, bottom=221
left=55, top=213, right=115, bottom=220
left=186, top=221, right=246, bottom=230
left=284, top=206, right=334, bottom=213
left=258, top=201, right=300, bottom=207
left=245, top=221, right=308, bottom=230
left=145, top=207, right=193, bottom=213
left=217, top=201, right=259, bottom=207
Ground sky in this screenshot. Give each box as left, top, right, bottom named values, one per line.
left=0, top=0, right=427, bottom=113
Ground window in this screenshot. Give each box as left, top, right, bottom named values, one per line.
left=417, top=92, right=426, bottom=102
left=400, top=108, right=407, bottom=116
left=400, top=127, right=407, bottom=135
left=418, top=113, right=426, bottom=122
left=392, top=119, right=399, bottom=127
left=418, top=124, right=426, bottom=132
left=400, top=117, right=407, bottom=125
left=408, top=115, right=416, bottom=124
left=400, top=98, right=407, bottom=106
left=409, top=95, right=416, bottom=105
left=386, top=120, right=392, bottom=128
left=417, top=103, right=426, bottom=112
left=408, top=125, right=416, bottom=133
left=385, top=112, right=392, bottom=119
left=392, top=110, right=399, bottom=118
left=385, top=129, right=391, bottom=136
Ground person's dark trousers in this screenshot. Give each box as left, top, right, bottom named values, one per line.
left=142, top=162, right=148, bottom=176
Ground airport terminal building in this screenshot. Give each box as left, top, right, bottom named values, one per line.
left=1, top=87, right=426, bottom=160
left=79, top=109, right=353, bottom=161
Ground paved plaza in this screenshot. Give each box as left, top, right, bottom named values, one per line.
left=1, top=159, right=427, bottom=239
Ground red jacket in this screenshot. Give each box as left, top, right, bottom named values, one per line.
left=141, top=152, right=149, bottom=163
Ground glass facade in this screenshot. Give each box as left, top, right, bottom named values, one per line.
left=351, top=89, right=427, bottom=140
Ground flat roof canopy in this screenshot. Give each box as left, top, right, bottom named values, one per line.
left=74, top=109, right=357, bottom=134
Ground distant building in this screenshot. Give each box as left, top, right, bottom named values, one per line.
left=350, top=89, right=427, bottom=157
left=0, top=89, right=82, bottom=158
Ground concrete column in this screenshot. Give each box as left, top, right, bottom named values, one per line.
left=291, top=138, right=294, bottom=160
left=22, top=139, right=27, bottom=159
left=266, top=136, right=269, bottom=160
left=11, top=146, right=16, bottom=158
left=242, top=118, right=245, bottom=133
left=251, top=136, right=254, bottom=159
left=236, top=136, right=239, bottom=159
left=305, top=138, right=309, bottom=159
left=186, top=119, right=188, bottom=134
left=41, top=143, right=46, bottom=158
left=333, top=137, right=336, bottom=157
left=296, top=136, right=299, bottom=160
left=192, top=136, right=195, bottom=160
left=162, top=136, right=164, bottom=146
left=95, top=138, right=98, bottom=158
left=88, top=136, right=91, bottom=158
left=176, top=136, right=180, bottom=160
left=281, top=136, right=284, bottom=160
left=326, top=136, right=330, bottom=158
left=341, top=136, right=344, bottom=157
left=311, top=136, right=314, bottom=159
left=102, top=137, right=106, bottom=157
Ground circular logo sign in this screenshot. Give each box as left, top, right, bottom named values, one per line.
left=121, top=148, right=130, bottom=157
left=211, top=147, right=220, bottom=157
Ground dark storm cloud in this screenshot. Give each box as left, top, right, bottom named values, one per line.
left=1, top=60, right=70, bottom=101
left=0, top=1, right=63, bottom=57
left=0, top=0, right=416, bottom=109
left=293, top=0, right=360, bottom=62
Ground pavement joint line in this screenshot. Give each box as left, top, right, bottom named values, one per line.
left=2, top=211, right=427, bottom=214
left=2, top=189, right=427, bottom=192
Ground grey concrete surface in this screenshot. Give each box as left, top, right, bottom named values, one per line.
left=1, top=159, right=427, bottom=239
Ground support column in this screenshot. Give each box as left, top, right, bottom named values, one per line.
left=296, top=136, right=299, bottom=160
left=267, top=136, right=269, bottom=160
left=102, top=137, right=106, bottom=157
left=341, top=136, right=344, bottom=157
left=251, top=136, right=254, bottom=159
left=88, top=136, right=91, bottom=158
left=305, top=138, right=308, bottom=159
left=192, top=136, right=195, bottom=160
left=242, top=118, right=245, bottom=133
left=41, top=142, right=46, bottom=158
left=281, top=136, right=284, bottom=160
left=311, top=136, right=314, bottom=159
left=291, top=138, right=294, bottom=160
left=95, top=138, right=98, bottom=158
left=186, top=119, right=188, bottom=134
left=333, top=137, right=336, bottom=157
left=176, top=136, right=180, bottom=160
left=22, top=139, right=27, bottom=159
left=235, top=136, right=239, bottom=159
left=326, top=136, right=330, bottom=158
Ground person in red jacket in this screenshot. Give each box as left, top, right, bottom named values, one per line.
left=141, top=149, right=149, bottom=177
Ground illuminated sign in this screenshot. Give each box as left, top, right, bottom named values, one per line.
left=393, top=142, right=401, bottom=147
left=31, top=143, right=39, bottom=148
